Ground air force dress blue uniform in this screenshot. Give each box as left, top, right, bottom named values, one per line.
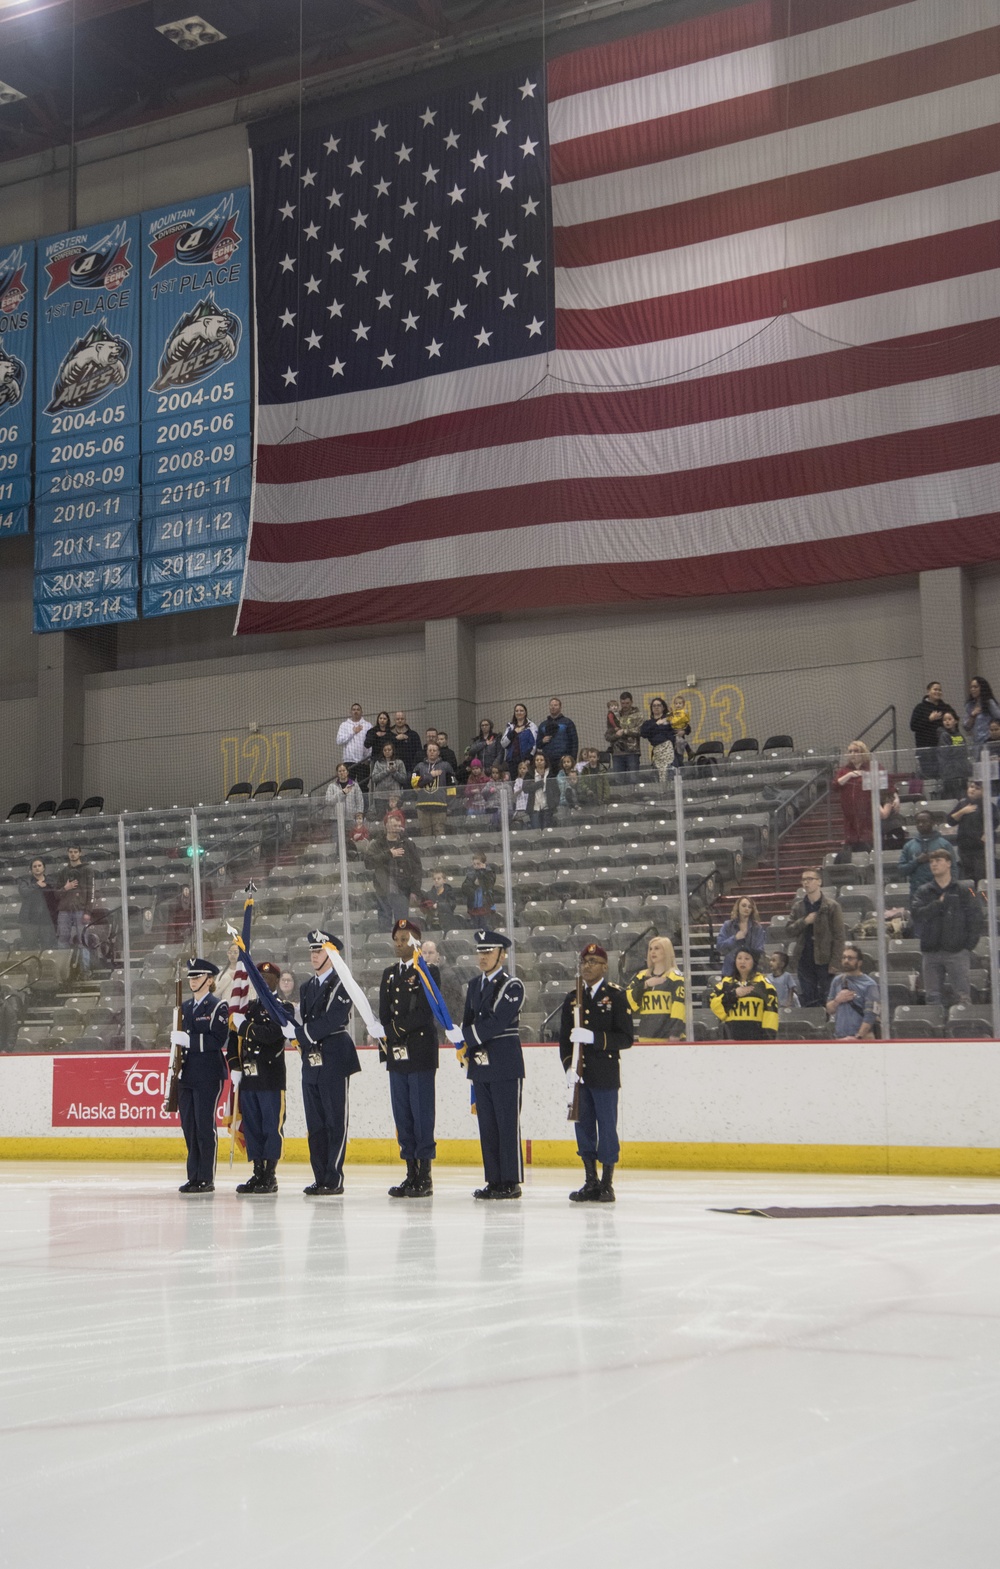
left=299, top=932, right=361, bottom=1195
left=177, top=959, right=229, bottom=1191
left=226, top=960, right=294, bottom=1195
left=462, top=930, right=524, bottom=1198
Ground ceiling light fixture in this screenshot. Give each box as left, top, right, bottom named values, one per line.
left=155, top=14, right=226, bottom=49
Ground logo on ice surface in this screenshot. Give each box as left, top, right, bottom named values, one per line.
left=150, top=292, right=240, bottom=392
left=45, top=319, right=131, bottom=414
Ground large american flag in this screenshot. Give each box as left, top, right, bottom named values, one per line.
left=238, top=0, right=1000, bottom=634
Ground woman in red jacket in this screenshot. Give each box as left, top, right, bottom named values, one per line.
left=834, top=740, right=874, bottom=851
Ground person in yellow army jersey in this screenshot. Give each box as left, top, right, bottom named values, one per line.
left=625, top=936, right=687, bottom=1040
left=709, top=946, right=779, bottom=1040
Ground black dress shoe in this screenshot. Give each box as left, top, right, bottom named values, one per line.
left=303, top=1183, right=321, bottom=1195
left=308, top=1184, right=344, bottom=1196
left=494, top=1182, right=522, bottom=1199
left=178, top=1180, right=197, bottom=1194
left=193, top=1182, right=214, bottom=1194
left=473, top=1182, right=499, bottom=1199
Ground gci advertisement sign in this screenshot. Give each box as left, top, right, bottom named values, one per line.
left=51, top=1054, right=230, bottom=1130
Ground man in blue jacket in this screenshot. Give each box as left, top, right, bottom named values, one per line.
left=536, top=697, right=579, bottom=767
left=173, top=957, right=230, bottom=1195
left=299, top=930, right=361, bottom=1196
left=898, top=810, right=954, bottom=897
left=461, top=929, right=525, bottom=1200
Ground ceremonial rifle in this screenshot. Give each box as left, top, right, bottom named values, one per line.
left=568, top=963, right=583, bottom=1122
left=163, top=962, right=183, bottom=1116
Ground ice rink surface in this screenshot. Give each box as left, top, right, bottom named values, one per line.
left=1, top=1161, right=999, bottom=1568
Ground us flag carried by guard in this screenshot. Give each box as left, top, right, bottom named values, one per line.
left=239, top=0, right=1000, bottom=634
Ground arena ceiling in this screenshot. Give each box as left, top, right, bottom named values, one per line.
left=0, top=0, right=575, bottom=165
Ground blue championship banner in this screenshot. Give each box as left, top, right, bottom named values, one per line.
left=141, top=188, right=252, bottom=617
left=34, top=217, right=142, bottom=631
left=0, top=241, right=35, bottom=538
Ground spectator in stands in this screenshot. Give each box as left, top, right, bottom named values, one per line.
left=963, top=676, right=1000, bottom=755
left=435, top=731, right=460, bottom=774
left=419, top=727, right=439, bottom=761
left=390, top=711, right=422, bottom=781
left=56, top=844, right=95, bottom=953
left=277, top=970, right=300, bottom=1014
left=511, top=758, right=532, bottom=825
left=716, top=896, right=768, bottom=977
left=348, top=815, right=370, bottom=856
left=527, top=751, right=559, bottom=828
left=337, top=703, right=371, bottom=776
left=462, top=852, right=497, bottom=924
left=423, top=869, right=458, bottom=929
left=18, top=858, right=57, bottom=950
left=555, top=755, right=578, bottom=822
left=880, top=788, right=907, bottom=850
left=326, top=762, right=365, bottom=819
left=383, top=793, right=406, bottom=834
left=80, top=909, right=110, bottom=972
left=365, top=711, right=393, bottom=757
left=668, top=696, right=693, bottom=766
left=412, top=742, right=455, bottom=837
left=366, top=821, right=422, bottom=931
left=640, top=696, right=676, bottom=786
left=709, top=947, right=779, bottom=1039
left=899, top=810, right=954, bottom=897
left=937, top=710, right=971, bottom=789
left=481, top=764, right=507, bottom=829
left=576, top=749, right=611, bottom=812
left=369, top=741, right=407, bottom=812
left=910, top=846, right=984, bottom=1007
left=767, top=951, right=799, bottom=1010
left=787, top=870, right=846, bottom=1008
left=463, top=758, right=488, bottom=818
left=419, top=939, right=464, bottom=1033
left=536, top=697, right=579, bottom=767
left=910, top=681, right=959, bottom=785
left=947, top=780, right=988, bottom=886
left=500, top=703, right=537, bottom=771
left=825, top=944, right=879, bottom=1040
left=465, top=719, right=503, bottom=777
left=605, top=693, right=642, bottom=775
left=985, top=717, right=1000, bottom=763
left=625, top=936, right=686, bottom=1039
left=164, top=884, right=194, bottom=945
left=834, top=741, right=875, bottom=851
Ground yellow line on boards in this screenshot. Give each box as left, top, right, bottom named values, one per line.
left=1, top=1137, right=999, bottom=1176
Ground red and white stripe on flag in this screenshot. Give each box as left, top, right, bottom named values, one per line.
left=238, top=0, right=1000, bottom=634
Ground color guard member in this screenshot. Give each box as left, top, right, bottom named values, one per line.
left=378, top=919, right=439, bottom=1198
left=228, top=960, right=296, bottom=1195
left=173, top=957, right=229, bottom=1195
left=462, top=929, right=525, bottom=1200
left=559, top=942, right=634, bottom=1204
left=299, top=930, right=361, bottom=1196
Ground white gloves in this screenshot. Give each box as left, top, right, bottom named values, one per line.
left=565, top=1068, right=580, bottom=1088
left=569, top=1027, right=594, bottom=1045
left=230, top=1070, right=243, bottom=1088
left=281, top=1023, right=297, bottom=1040
left=170, top=1030, right=189, bottom=1049
left=230, top=1012, right=245, bottom=1031
left=369, top=1024, right=386, bottom=1041
left=445, top=1026, right=465, bottom=1046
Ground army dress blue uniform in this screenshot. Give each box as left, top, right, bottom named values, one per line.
left=378, top=918, right=439, bottom=1198
left=462, top=929, right=525, bottom=1199
left=559, top=942, right=634, bottom=1202
left=175, top=958, right=230, bottom=1193
left=299, top=931, right=361, bottom=1195
left=227, top=960, right=295, bottom=1195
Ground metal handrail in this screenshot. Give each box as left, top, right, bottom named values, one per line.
left=857, top=703, right=897, bottom=759
left=770, top=760, right=836, bottom=891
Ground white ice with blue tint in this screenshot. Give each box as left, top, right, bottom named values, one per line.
left=1, top=1161, right=998, bottom=1566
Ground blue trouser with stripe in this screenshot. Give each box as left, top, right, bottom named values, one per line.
left=240, top=1088, right=285, bottom=1163
left=575, top=1085, right=620, bottom=1166
left=178, top=1083, right=223, bottom=1184
left=474, top=1078, right=523, bottom=1185
left=389, top=1070, right=436, bottom=1160
left=302, top=1068, right=350, bottom=1187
